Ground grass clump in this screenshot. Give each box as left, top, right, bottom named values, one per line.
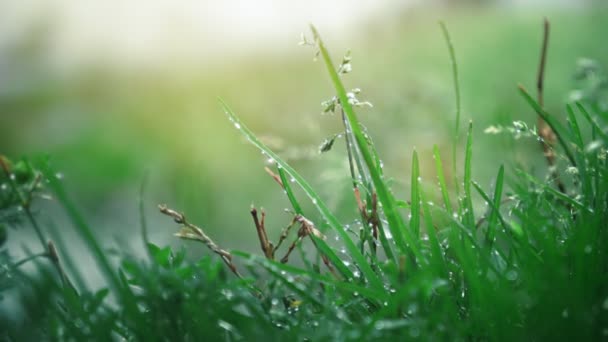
left=2, top=21, right=608, bottom=341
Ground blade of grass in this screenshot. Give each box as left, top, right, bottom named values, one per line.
left=439, top=21, right=462, bottom=199
left=575, top=102, right=608, bottom=143
left=410, top=151, right=421, bottom=239
left=220, top=100, right=381, bottom=289
left=40, top=163, right=145, bottom=333
left=310, top=25, right=422, bottom=264
left=433, top=145, right=453, bottom=214
left=566, top=105, right=592, bottom=199
left=277, top=167, right=304, bottom=216
left=463, top=121, right=475, bottom=227
left=518, top=85, right=576, bottom=166
left=472, top=180, right=509, bottom=240
left=485, top=165, right=505, bottom=245
left=40, top=165, right=122, bottom=295
left=420, top=188, right=446, bottom=275
left=566, top=104, right=584, bottom=149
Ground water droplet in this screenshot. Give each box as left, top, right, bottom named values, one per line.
left=55, top=173, right=64, bottom=180
left=506, top=270, right=518, bottom=281
left=602, top=297, right=608, bottom=310
left=234, top=122, right=241, bottom=129
left=584, top=245, right=593, bottom=254
left=562, top=309, right=569, bottom=318
left=221, top=289, right=234, bottom=300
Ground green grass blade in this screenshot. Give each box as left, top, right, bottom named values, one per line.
left=566, top=104, right=584, bottom=149
left=220, top=99, right=382, bottom=289
left=310, top=235, right=354, bottom=280
left=277, top=167, right=304, bottom=215
left=486, top=165, right=505, bottom=245
left=40, top=164, right=122, bottom=295
left=310, top=25, right=422, bottom=264
left=420, top=188, right=445, bottom=275
left=439, top=21, right=461, bottom=140
left=518, top=85, right=576, bottom=166
left=575, top=102, right=608, bottom=143
left=410, top=150, right=421, bottom=239
left=439, top=21, right=462, bottom=200
left=472, top=180, right=508, bottom=238
left=433, top=145, right=453, bottom=214
left=463, top=121, right=475, bottom=227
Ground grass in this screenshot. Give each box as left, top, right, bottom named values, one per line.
left=1, top=19, right=608, bottom=341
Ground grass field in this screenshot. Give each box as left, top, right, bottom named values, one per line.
left=1, top=5, right=608, bottom=340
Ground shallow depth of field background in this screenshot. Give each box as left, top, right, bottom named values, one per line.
left=0, top=0, right=606, bottom=286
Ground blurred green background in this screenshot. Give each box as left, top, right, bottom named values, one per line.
left=1, top=1, right=606, bottom=269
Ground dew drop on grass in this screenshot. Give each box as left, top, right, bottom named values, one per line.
left=343, top=261, right=351, bottom=267
left=562, top=309, right=569, bottom=318
left=602, top=297, right=608, bottom=310
left=271, top=298, right=279, bottom=306
left=506, top=270, right=518, bottom=281
left=584, top=245, right=593, bottom=254
left=221, top=289, right=234, bottom=300
left=0, top=183, right=7, bottom=191
left=234, top=122, right=241, bottom=129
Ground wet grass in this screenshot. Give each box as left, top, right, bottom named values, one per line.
left=2, top=19, right=608, bottom=341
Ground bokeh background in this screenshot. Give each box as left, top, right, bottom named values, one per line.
left=1, top=0, right=606, bottom=287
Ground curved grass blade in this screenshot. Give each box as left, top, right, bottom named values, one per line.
left=518, top=85, right=576, bottom=166
left=439, top=21, right=462, bottom=200
left=220, top=100, right=382, bottom=289
left=310, top=25, right=422, bottom=264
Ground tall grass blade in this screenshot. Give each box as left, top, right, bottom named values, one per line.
left=309, top=25, right=422, bottom=264
left=486, top=165, right=505, bottom=245
left=410, top=151, right=421, bottom=238
left=463, top=121, right=475, bottom=227
left=439, top=21, right=462, bottom=199
left=433, top=145, right=453, bottom=214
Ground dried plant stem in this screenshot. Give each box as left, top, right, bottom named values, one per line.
left=250, top=207, right=274, bottom=259
left=536, top=18, right=566, bottom=193
left=158, top=204, right=243, bottom=279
